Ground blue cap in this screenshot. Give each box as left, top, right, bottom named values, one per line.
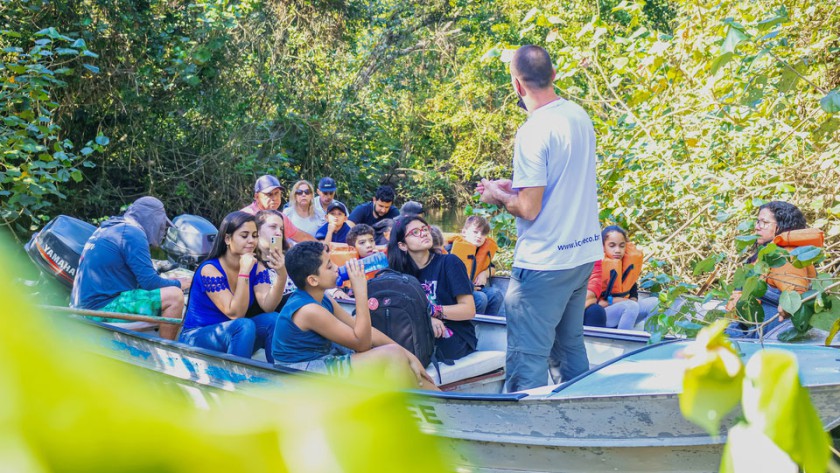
left=318, top=177, right=337, bottom=192
left=326, top=200, right=348, bottom=215
left=254, top=175, right=284, bottom=194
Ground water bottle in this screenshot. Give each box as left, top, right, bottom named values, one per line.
left=335, top=252, right=388, bottom=286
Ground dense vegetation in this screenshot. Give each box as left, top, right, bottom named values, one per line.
left=1, top=0, right=838, bottom=285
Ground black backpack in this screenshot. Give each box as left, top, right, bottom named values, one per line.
left=365, top=269, right=435, bottom=366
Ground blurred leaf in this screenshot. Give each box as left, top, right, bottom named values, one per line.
left=680, top=320, right=744, bottom=436
left=740, top=350, right=830, bottom=473
left=0, top=235, right=453, bottom=472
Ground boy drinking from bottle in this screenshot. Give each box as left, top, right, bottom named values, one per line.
left=272, top=241, right=437, bottom=389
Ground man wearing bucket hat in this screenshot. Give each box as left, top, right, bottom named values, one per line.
left=241, top=174, right=315, bottom=243
left=72, top=196, right=188, bottom=340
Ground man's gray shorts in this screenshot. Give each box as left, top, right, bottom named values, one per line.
left=503, top=262, right=594, bottom=392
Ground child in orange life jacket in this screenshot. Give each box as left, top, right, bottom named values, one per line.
left=446, top=216, right=505, bottom=316
left=598, top=226, right=658, bottom=330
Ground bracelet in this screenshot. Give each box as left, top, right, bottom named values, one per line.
left=238, top=273, right=250, bottom=278
left=431, top=304, right=444, bottom=319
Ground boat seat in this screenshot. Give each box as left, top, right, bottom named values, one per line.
left=425, top=350, right=506, bottom=386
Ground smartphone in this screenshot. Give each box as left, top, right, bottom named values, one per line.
left=270, top=236, right=283, bottom=252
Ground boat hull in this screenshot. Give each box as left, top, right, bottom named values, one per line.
left=69, top=316, right=840, bottom=473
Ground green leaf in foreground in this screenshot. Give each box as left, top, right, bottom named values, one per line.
left=778, top=290, right=802, bottom=315
left=820, top=89, right=840, bottom=114
left=739, top=350, right=830, bottom=473
left=680, top=320, right=744, bottom=436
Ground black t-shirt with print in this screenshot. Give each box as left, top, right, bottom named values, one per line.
left=417, top=252, right=476, bottom=355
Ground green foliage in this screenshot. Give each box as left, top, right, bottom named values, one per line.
left=0, top=22, right=106, bottom=235
left=681, top=324, right=832, bottom=472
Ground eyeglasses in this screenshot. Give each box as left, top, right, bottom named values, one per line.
left=319, top=191, right=335, bottom=196
left=406, top=226, right=430, bottom=238
left=755, top=218, right=776, bottom=229
left=295, top=189, right=312, bottom=196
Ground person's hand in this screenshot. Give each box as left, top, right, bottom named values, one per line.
left=431, top=317, right=447, bottom=338
left=239, top=252, right=257, bottom=274
left=404, top=350, right=436, bottom=386
left=330, top=288, right=351, bottom=300
left=777, top=308, right=789, bottom=322
left=176, top=277, right=192, bottom=291
left=345, top=258, right=366, bottom=292
left=496, top=179, right=513, bottom=193
left=478, top=178, right=503, bottom=205
left=267, top=246, right=285, bottom=272
left=725, top=290, right=742, bottom=312
left=474, top=272, right=489, bottom=287
left=598, top=299, right=609, bottom=308
left=327, top=214, right=340, bottom=232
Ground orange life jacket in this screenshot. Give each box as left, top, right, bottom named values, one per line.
left=766, top=228, right=824, bottom=293
left=601, top=242, right=643, bottom=298
left=448, top=235, right=498, bottom=282
left=328, top=243, right=358, bottom=267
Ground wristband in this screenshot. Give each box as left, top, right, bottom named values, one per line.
left=431, top=304, right=444, bottom=319
left=607, top=295, right=613, bottom=304
left=238, top=273, right=250, bottom=278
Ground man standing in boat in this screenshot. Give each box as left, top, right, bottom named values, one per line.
left=478, top=45, right=601, bottom=391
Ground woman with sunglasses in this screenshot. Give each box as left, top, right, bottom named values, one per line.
left=283, top=180, right=321, bottom=236
left=388, top=215, right=477, bottom=361
left=725, top=201, right=823, bottom=338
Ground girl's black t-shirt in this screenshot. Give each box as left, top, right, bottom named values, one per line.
left=417, top=252, right=477, bottom=354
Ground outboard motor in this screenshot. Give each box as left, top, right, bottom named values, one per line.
left=161, top=214, right=217, bottom=270
left=25, top=215, right=96, bottom=289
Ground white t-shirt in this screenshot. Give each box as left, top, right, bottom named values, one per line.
left=511, top=98, right=601, bottom=270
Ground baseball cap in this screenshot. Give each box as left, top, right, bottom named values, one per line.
left=254, top=175, right=284, bottom=194
left=400, top=200, right=424, bottom=216
left=318, top=177, right=337, bottom=192
left=326, top=200, right=348, bottom=215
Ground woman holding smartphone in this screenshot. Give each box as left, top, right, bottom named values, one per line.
left=180, top=211, right=286, bottom=361
left=254, top=210, right=296, bottom=313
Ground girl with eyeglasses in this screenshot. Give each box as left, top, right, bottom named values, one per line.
left=388, top=215, right=477, bottom=361
left=283, top=180, right=321, bottom=236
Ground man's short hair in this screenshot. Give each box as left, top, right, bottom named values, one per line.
left=464, top=215, right=491, bottom=235
left=512, top=45, right=554, bottom=89
left=346, top=224, right=375, bottom=248
left=374, top=185, right=396, bottom=203
left=285, top=241, right=326, bottom=289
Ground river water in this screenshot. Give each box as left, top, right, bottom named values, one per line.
left=424, top=207, right=467, bottom=234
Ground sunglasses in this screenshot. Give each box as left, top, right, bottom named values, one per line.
left=295, top=189, right=312, bottom=196
left=406, top=226, right=430, bottom=238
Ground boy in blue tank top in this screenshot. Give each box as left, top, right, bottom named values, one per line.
left=272, top=242, right=437, bottom=390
